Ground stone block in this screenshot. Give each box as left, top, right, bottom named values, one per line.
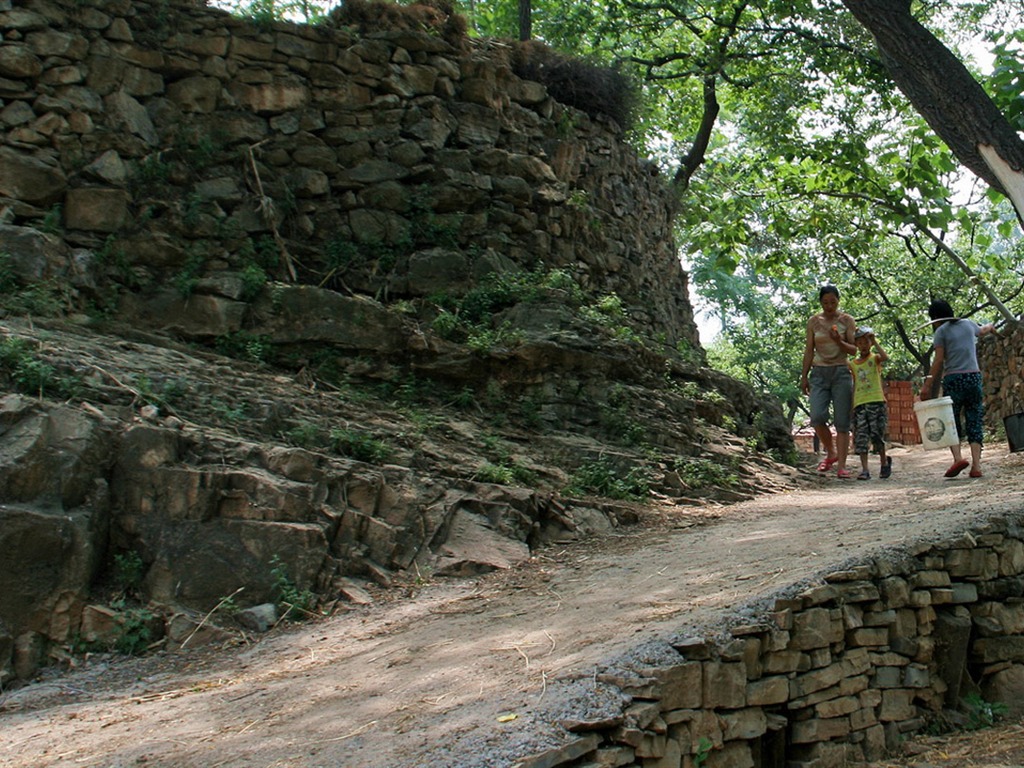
left=642, top=737, right=681, bottom=768
left=848, top=627, right=889, bottom=647
left=872, top=666, right=901, bottom=688
left=996, top=539, right=1024, bottom=576
left=842, top=604, right=864, bottom=630
left=592, top=745, right=636, bottom=767
left=834, top=581, right=880, bottom=603
left=950, top=583, right=979, bottom=603
left=878, top=576, right=910, bottom=608
left=647, top=663, right=703, bottom=710
left=903, top=664, right=931, bottom=688
left=981, top=663, right=1024, bottom=716
left=861, top=724, right=887, bottom=760
left=971, top=602, right=1024, bottom=636
left=720, top=709, right=767, bottom=741
left=790, top=716, right=851, bottom=744
left=849, top=706, right=879, bottom=731
left=703, top=662, right=746, bottom=709
left=973, top=635, right=1024, bottom=663
left=943, top=548, right=998, bottom=579
left=746, top=675, right=789, bottom=706
left=935, top=611, right=972, bottom=705
left=798, top=584, right=838, bottom=606
left=791, top=607, right=843, bottom=651
left=815, top=695, right=859, bottom=718
left=910, top=570, right=950, bottom=588
left=514, top=735, right=601, bottom=768
left=863, top=609, right=896, bottom=627
left=878, top=688, right=916, bottom=722
left=790, top=663, right=845, bottom=699
left=64, top=187, right=129, bottom=232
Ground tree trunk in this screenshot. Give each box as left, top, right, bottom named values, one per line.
left=840, top=0, right=1024, bottom=213
left=519, top=0, right=531, bottom=41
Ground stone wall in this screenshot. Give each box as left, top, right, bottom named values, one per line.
left=517, top=513, right=1024, bottom=768
left=0, top=0, right=699, bottom=351
left=980, top=326, right=1024, bottom=426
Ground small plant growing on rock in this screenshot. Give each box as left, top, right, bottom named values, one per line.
left=111, top=604, right=155, bottom=656
left=214, top=331, right=270, bottom=364
left=41, top=204, right=63, bottom=234
left=270, top=555, right=317, bottom=621
left=113, top=551, right=146, bottom=599
left=964, top=693, right=1008, bottom=730
left=0, top=252, right=16, bottom=293
left=330, top=427, right=391, bottom=463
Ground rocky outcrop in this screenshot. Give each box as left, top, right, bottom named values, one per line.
left=0, top=313, right=800, bottom=683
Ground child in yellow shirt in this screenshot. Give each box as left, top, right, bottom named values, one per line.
left=851, top=327, right=891, bottom=480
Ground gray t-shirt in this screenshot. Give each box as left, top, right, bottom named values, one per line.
left=934, top=319, right=981, bottom=374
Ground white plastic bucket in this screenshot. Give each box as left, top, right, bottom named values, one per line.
left=913, top=396, right=959, bottom=450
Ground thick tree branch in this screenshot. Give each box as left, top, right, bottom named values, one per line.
left=674, top=77, right=720, bottom=190
left=839, top=0, right=1024, bottom=219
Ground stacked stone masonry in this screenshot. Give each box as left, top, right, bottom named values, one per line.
left=980, top=325, right=1024, bottom=424
left=0, top=0, right=699, bottom=349
left=515, top=515, right=1024, bottom=768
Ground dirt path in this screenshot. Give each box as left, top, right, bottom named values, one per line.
left=3, top=445, right=1024, bottom=768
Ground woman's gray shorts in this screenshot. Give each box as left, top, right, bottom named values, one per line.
left=809, top=365, right=853, bottom=433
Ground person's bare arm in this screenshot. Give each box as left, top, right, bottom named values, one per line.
left=872, top=335, right=889, bottom=365
left=922, top=346, right=945, bottom=400
left=800, top=320, right=815, bottom=395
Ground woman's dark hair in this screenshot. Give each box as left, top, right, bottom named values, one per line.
left=819, top=285, right=840, bottom=300
left=928, top=299, right=958, bottom=324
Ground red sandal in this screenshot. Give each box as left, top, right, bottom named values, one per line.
left=944, top=459, right=970, bottom=478
left=816, top=456, right=838, bottom=472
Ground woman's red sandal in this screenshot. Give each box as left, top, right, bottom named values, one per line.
left=944, top=459, right=970, bottom=478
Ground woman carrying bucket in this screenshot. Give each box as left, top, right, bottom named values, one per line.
left=921, top=299, right=996, bottom=478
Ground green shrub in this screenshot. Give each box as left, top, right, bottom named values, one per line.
left=112, top=605, right=155, bottom=656
left=566, top=459, right=649, bottom=500
left=331, top=428, right=391, bottom=463
left=113, top=551, right=145, bottom=596
left=0, top=337, right=81, bottom=398
left=675, top=457, right=737, bottom=489
left=215, top=331, right=270, bottom=363
left=964, top=693, right=1008, bottom=730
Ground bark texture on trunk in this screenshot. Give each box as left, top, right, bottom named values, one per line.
left=841, top=0, right=1024, bottom=196
left=519, top=0, right=531, bottom=41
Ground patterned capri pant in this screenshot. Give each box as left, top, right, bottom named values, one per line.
left=854, top=401, right=888, bottom=454
left=943, top=371, right=985, bottom=445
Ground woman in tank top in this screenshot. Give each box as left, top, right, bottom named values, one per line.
left=800, top=285, right=857, bottom=478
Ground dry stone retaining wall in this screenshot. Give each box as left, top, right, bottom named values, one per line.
left=0, top=0, right=699, bottom=351
left=518, top=514, right=1024, bottom=768
left=981, top=326, right=1024, bottom=426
